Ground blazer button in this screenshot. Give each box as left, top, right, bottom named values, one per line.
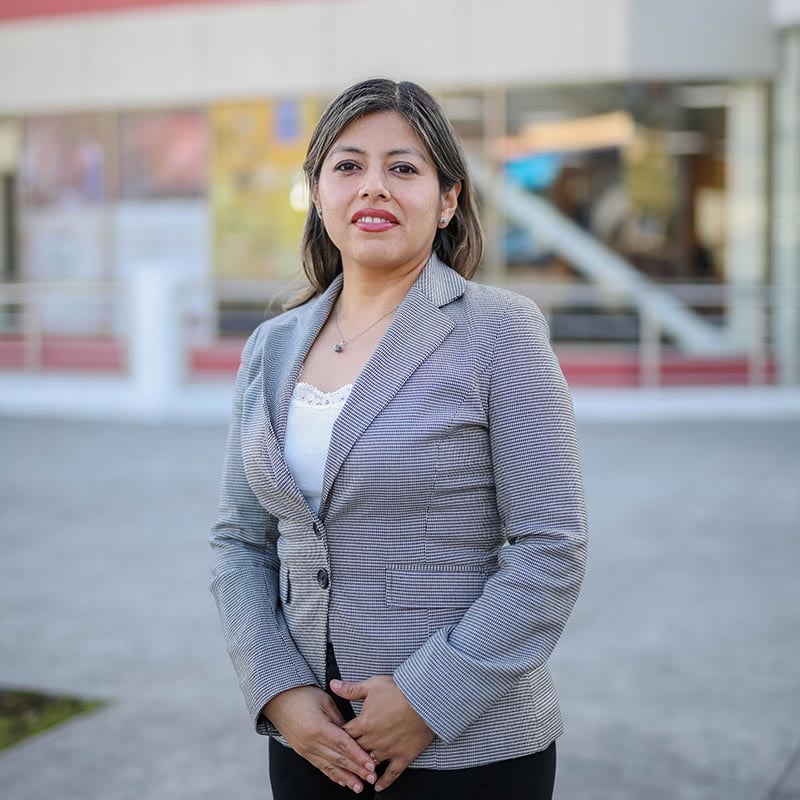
left=316, top=568, right=329, bottom=590
left=313, top=521, right=323, bottom=538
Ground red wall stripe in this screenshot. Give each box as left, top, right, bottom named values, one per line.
left=0, top=0, right=302, bottom=23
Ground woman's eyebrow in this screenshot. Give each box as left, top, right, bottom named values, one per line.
left=386, top=147, right=429, bottom=162
left=329, top=145, right=366, bottom=157
left=329, top=145, right=429, bottom=162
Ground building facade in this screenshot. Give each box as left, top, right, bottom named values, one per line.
left=0, top=0, right=797, bottom=385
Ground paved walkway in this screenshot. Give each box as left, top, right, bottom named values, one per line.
left=1, top=415, right=798, bottom=799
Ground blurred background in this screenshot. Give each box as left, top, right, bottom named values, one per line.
left=0, top=0, right=798, bottom=399
left=0, top=1, right=798, bottom=799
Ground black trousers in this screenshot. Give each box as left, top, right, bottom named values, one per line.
left=269, top=736, right=556, bottom=800
left=268, top=643, right=557, bottom=800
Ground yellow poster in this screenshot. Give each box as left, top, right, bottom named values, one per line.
left=211, top=97, right=319, bottom=280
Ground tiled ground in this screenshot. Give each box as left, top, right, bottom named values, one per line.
left=1, top=417, right=798, bottom=799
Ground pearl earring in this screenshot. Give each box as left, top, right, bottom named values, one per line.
left=316, top=206, right=323, bottom=219
left=440, top=216, right=447, bottom=226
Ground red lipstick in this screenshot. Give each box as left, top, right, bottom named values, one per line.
left=351, top=208, right=399, bottom=232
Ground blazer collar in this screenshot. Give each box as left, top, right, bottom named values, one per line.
left=406, top=249, right=468, bottom=308
left=262, top=252, right=466, bottom=520
left=261, top=270, right=338, bottom=445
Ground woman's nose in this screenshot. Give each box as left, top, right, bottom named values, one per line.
left=359, top=169, right=390, bottom=200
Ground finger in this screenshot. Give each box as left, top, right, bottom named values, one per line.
left=375, top=757, right=409, bottom=792
left=329, top=678, right=369, bottom=700
left=324, top=726, right=378, bottom=778
left=342, top=715, right=366, bottom=739
left=315, top=760, right=366, bottom=794
left=307, top=740, right=376, bottom=788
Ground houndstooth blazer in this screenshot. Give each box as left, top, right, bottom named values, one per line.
left=208, top=253, right=588, bottom=770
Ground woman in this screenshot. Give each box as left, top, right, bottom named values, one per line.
left=209, top=78, right=588, bottom=799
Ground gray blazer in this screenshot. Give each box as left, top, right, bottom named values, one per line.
left=208, top=253, right=588, bottom=770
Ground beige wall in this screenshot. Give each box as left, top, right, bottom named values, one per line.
left=0, top=0, right=778, bottom=114
left=773, top=0, right=800, bottom=27
left=632, top=0, right=776, bottom=80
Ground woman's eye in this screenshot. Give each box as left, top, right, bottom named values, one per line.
left=334, top=161, right=360, bottom=172
left=391, top=163, right=417, bottom=175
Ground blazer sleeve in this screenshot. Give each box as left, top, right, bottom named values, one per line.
left=392, top=294, right=588, bottom=744
left=208, top=326, right=317, bottom=736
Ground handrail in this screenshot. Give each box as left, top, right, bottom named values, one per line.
left=467, top=155, right=736, bottom=355
left=0, top=278, right=774, bottom=388
left=0, top=279, right=774, bottom=320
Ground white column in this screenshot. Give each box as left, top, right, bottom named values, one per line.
left=772, top=27, right=800, bottom=385
left=128, top=266, right=185, bottom=415
left=725, top=83, right=769, bottom=351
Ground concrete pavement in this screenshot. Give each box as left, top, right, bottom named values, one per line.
left=0, top=415, right=798, bottom=799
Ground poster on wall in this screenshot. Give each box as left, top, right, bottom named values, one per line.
left=114, top=109, right=213, bottom=341
left=20, top=114, right=108, bottom=207
left=21, top=207, right=111, bottom=334
left=119, top=109, right=207, bottom=200
left=18, top=114, right=112, bottom=334
left=210, top=97, right=320, bottom=281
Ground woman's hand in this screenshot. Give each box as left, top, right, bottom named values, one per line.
left=262, top=686, right=378, bottom=793
left=331, top=676, right=435, bottom=792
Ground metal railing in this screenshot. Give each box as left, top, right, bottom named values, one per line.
left=501, top=280, right=773, bottom=387
left=0, top=277, right=776, bottom=388
left=0, top=281, right=126, bottom=371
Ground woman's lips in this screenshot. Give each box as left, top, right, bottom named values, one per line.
left=351, top=209, right=399, bottom=232
left=354, top=218, right=398, bottom=232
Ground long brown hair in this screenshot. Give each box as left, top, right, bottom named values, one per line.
left=284, top=78, right=484, bottom=310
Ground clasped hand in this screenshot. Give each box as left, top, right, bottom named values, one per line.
left=332, top=675, right=435, bottom=792
left=264, top=676, right=434, bottom=794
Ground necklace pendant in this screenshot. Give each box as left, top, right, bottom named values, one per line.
left=333, top=341, right=345, bottom=353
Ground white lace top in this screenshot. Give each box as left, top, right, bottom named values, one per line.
left=283, top=376, right=353, bottom=515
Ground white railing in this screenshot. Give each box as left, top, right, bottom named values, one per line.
left=0, top=280, right=124, bottom=371
left=0, top=273, right=777, bottom=391
left=502, top=280, right=772, bottom=387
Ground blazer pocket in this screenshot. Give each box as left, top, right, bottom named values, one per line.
left=279, top=562, right=291, bottom=605
left=385, top=564, right=488, bottom=609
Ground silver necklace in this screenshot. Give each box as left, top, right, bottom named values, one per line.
left=332, top=302, right=400, bottom=353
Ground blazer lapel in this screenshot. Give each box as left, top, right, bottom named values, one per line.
left=254, top=273, right=344, bottom=519
left=268, top=273, right=345, bottom=450
left=319, top=254, right=465, bottom=516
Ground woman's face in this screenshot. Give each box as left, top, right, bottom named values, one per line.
left=313, top=111, right=460, bottom=276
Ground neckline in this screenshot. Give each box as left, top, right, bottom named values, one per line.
left=292, top=380, right=354, bottom=407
